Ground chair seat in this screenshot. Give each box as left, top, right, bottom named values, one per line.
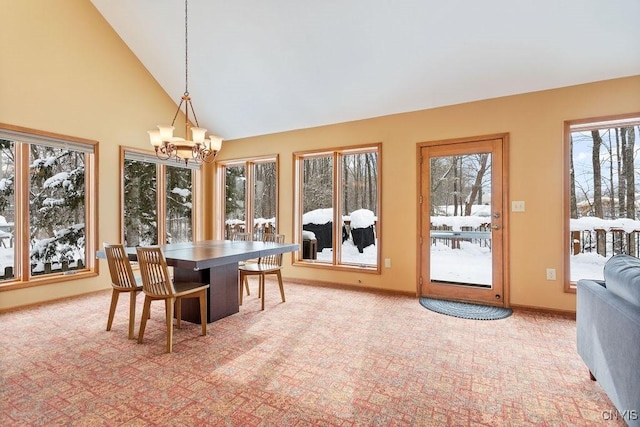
left=239, top=263, right=281, bottom=274
left=173, top=281, right=209, bottom=296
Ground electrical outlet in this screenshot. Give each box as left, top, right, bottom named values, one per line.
left=546, top=268, right=556, bottom=280
left=384, top=258, right=391, bottom=268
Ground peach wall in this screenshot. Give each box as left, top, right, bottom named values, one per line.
left=209, top=76, right=640, bottom=312
left=0, top=0, right=178, bottom=310
left=1, top=1, right=639, bottom=313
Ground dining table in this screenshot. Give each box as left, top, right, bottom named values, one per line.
left=122, top=239, right=299, bottom=324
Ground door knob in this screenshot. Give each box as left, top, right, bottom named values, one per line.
left=491, top=224, right=500, bottom=230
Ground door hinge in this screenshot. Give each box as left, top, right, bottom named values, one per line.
left=419, top=276, right=423, bottom=285
left=419, top=195, right=423, bottom=204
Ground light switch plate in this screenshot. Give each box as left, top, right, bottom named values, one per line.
left=512, top=201, right=525, bottom=212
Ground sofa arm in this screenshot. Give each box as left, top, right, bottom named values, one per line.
left=577, top=279, right=640, bottom=423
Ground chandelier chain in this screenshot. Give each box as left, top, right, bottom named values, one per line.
left=184, top=0, right=189, bottom=96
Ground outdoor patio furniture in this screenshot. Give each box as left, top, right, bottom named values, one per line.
left=302, top=230, right=317, bottom=260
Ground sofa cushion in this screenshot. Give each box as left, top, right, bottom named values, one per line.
left=603, top=254, right=640, bottom=307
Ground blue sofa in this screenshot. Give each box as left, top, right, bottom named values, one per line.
left=577, top=254, right=640, bottom=426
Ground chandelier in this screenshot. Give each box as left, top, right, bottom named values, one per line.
left=147, top=0, right=222, bottom=165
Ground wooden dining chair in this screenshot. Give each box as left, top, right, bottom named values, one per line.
left=135, top=246, right=209, bottom=353
left=104, top=243, right=142, bottom=339
left=239, top=233, right=286, bottom=310
left=232, top=232, right=253, bottom=302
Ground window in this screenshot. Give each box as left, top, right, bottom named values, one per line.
left=218, top=156, right=278, bottom=240
left=565, top=114, right=640, bottom=290
left=0, top=124, right=97, bottom=287
left=122, top=148, right=198, bottom=246
left=294, top=144, right=381, bottom=270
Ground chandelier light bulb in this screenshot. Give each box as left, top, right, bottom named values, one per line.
left=190, top=127, right=207, bottom=144
left=147, top=130, right=162, bottom=147
left=157, top=125, right=175, bottom=140
left=209, top=135, right=223, bottom=151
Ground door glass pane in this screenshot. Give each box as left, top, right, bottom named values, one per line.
left=253, top=161, right=276, bottom=240
left=165, top=165, right=192, bottom=244
left=30, top=145, right=86, bottom=277
left=302, top=155, right=333, bottom=263
left=124, top=159, right=157, bottom=246
left=340, top=152, right=378, bottom=267
left=0, top=139, right=15, bottom=281
left=224, top=165, right=246, bottom=239
left=429, top=153, right=492, bottom=286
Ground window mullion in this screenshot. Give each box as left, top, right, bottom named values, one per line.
left=333, top=152, right=341, bottom=265
left=246, top=162, right=255, bottom=239
left=17, top=143, right=29, bottom=280
left=156, top=164, right=167, bottom=244
left=191, top=168, right=203, bottom=242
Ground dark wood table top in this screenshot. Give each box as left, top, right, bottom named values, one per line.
left=125, top=240, right=299, bottom=270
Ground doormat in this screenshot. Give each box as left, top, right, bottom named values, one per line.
left=419, top=297, right=512, bottom=320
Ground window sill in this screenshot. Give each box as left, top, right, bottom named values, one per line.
left=0, top=269, right=98, bottom=292
left=565, top=281, right=577, bottom=294
left=293, top=259, right=381, bottom=274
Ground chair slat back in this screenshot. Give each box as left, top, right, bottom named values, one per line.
left=135, top=247, right=175, bottom=297
left=232, top=232, right=251, bottom=241
left=104, top=244, right=137, bottom=290
left=259, top=233, right=285, bottom=267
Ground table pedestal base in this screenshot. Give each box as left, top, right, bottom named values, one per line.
left=174, top=262, right=239, bottom=324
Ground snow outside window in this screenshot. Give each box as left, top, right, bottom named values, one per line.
left=123, top=150, right=195, bottom=246
left=567, top=115, right=640, bottom=286
left=0, top=125, right=97, bottom=286
left=295, top=145, right=380, bottom=270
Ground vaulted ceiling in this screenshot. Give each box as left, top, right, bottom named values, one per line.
left=91, top=0, right=640, bottom=140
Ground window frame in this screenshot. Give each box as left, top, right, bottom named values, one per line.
left=216, top=155, right=279, bottom=240
left=120, top=146, right=202, bottom=245
left=293, top=143, right=382, bottom=273
left=563, top=112, right=640, bottom=292
left=0, top=123, right=98, bottom=290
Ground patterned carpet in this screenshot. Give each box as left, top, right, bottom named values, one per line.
left=0, top=280, right=623, bottom=426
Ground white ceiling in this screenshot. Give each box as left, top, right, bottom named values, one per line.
left=91, top=0, right=640, bottom=140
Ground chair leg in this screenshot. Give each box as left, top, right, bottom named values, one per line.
left=239, top=272, right=245, bottom=305
left=175, top=298, right=182, bottom=329
left=199, top=291, right=207, bottom=336
left=244, top=276, right=250, bottom=296
left=260, top=274, right=265, bottom=311
left=166, top=298, right=175, bottom=353
left=138, top=297, right=152, bottom=344
left=106, top=289, right=120, bottom=331
left=128, top=291, right=137, bottom=339
left=276, top=271, right=285, bottom=303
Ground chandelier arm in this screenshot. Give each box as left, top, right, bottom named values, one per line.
left=155, top=145, right=172, bottom=161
